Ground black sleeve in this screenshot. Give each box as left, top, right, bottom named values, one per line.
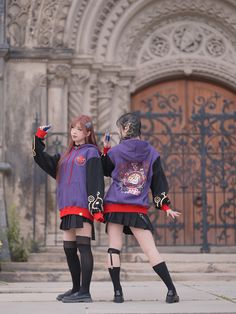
left=86, top=157, right=105, bottom=215
left=150, top=157, right=171, bottom=209
left=101, top=154, right=115, bottom=177
left=32, top=136, right=60, bottom=179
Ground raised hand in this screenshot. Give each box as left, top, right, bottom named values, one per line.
left=39, top=124, right=51, bottom=132
left=166, top=209, right=181, bottom=219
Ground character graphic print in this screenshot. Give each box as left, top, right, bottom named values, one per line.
left=118, top=162, right=147, bottom=195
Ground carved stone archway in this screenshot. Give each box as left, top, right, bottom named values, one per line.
left=3, top=0, right=236, bottom=246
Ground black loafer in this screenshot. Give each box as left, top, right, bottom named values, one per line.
left=113, top=290, right=124, bottom=303
left=56, top=289, right=73, bottom=301
left=166, top=289, right=179, bottom=303
left=62, top=291, right=92, bottom=303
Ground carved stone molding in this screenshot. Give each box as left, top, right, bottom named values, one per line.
left=68, top=69, right=90, bottom=122
left=32, top=0, right=72, bottom=48
left=89, top=72, right=99, bottom=129
left=114, top=0, right=236, bottom=66
left=47, top=64, right=71, bottom=87
left=89, top=0, right=134, bottom=54
left=116, top=78, right=133, bottom=115
left=67, top=0, right=90, bottom=48
left=7, top=0, right=72, bottom=48
left=134, top=58, right=236, bottom=91
left=137, top=21, right=235, bottom=66
left=97, top=75, right=117, bottom=132
left=7, top=0, right=31, bottom=47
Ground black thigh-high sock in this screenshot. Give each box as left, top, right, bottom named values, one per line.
left=107, top=248, right=122, bottom=294
left=63, top=241, right=81, bottom=293
left=153, top=261, right=176, bottom=291
left=76, top=236, right=93, bottom=294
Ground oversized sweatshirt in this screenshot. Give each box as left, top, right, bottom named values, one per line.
left=33, top=134, right=104, bottom=220
left=101, top=139, right=170, bottom=213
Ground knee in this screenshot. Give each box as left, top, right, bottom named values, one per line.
left=76, top=236, right=92, bottom=253
left=63, top=241, right=77, bottom=255
left=107, top=248, right=121, bottom=267
left=107, top=248, right=121, bottom=255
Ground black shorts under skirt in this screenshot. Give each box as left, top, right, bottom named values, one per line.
left=104, top=212, right=154, bottom=235
left=60, top=214, right=95, bottom=240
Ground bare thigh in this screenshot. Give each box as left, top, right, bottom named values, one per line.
left=75, top=222, right=92, bottom=238
left=107, top=223, right=123, bottom=267
left=130, top=227, right=164, bottom=266
left=62, top=222, right=92, bottom=241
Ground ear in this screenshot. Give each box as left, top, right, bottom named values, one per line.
left=86, top=130, right=91, bottom=137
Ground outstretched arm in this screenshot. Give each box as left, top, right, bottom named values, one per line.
left=32, top=126, right=60, bottom=179
left=150, top=157, right=181, bottom=219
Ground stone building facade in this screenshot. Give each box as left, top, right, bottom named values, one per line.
left=0, top=0, right=236, bottom=255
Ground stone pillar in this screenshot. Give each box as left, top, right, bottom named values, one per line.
left=68, top=69, right=90, bottom=122
left=110, top=76, right=133, bottom=132
left=97, top=75, right=117, bottom=133
left=0, top=0, right=10, bottom=261
left=47, top=64, right=71, bottom=135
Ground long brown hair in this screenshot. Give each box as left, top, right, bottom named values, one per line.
left=57, top=115, right=97, bottom=178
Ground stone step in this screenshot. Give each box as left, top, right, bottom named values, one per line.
left=1, top=270, right=236, bottom=282
left=28, top=251, right=236, bottom=263
left=2, top=261, right=236, bottom=273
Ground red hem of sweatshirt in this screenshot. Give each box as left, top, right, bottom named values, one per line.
left=104, top=203, right=148, bottom=214
left=60, top=206, right=94, bottom=221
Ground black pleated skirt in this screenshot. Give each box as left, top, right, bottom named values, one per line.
left=60, top=214, right=95, bottom=240
left=104, top=212, right=154, bottom=235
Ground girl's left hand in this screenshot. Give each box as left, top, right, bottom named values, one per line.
left=166, top=209, right=181, bottom=219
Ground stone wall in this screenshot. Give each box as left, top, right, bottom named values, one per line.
left=2, top=0, right=236, bottom=244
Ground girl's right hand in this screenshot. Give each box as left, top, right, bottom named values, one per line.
left=40, top=124, right=51, bottom=132
left=36, top=124, right=51, bottom=139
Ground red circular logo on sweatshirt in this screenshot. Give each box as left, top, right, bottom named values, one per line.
left=76, top=155, right=86, bottom=165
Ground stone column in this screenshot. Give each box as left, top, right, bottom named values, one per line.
left=0, top=0, right=10, bottom=261
left=110, top=76, right=133, bottom=132
left=68, top=69, right=90, bottom=122
left=47, top=64, right=71, bottom=135
left=97, top=76, right=117, bottom=133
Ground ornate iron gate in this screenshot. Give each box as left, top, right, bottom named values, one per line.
left=32, top=81, right=236, bottom=252
left=134, top=88, right=236, bottom=252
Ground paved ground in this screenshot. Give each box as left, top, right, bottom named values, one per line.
left=0, top=280, right=235, bottom=314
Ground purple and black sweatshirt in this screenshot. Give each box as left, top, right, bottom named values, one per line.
left=102, top=138, right=171, bottom=214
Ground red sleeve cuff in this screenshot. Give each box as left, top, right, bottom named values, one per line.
left=93, top=212, right=104, bottom=222
left=36, top=128, right=47, bottom=139
left=103, top=146, right=111, bottom=155
left=161, top=204, right=170, bottom=211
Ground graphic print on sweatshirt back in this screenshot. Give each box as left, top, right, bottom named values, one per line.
left=105, top=139, right=159, bottom=207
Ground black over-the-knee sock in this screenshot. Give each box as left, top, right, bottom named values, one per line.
left=76, top=236, right=93, bottom=294
left=63, top=241, right=81, bottom=293
left=153, top=261, right=175, bottom=291
left=108, top=248, right=122, bottom=293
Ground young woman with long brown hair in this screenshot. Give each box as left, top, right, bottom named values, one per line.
left=32, top=115, right=104, bottom=303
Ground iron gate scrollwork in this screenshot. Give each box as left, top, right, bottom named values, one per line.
left=136, top=91, right=236, bottom=252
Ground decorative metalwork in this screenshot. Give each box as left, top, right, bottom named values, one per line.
left=32, top=91, right=236, bottom=251
left=135, top=91, right=236, bottom=252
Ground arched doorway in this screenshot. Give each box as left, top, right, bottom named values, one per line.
left=131, top=80, right=236, bottom=252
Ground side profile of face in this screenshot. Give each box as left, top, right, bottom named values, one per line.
left=71, top=122, right=90, bottom=145
left=118, top=124, right=130, bottom=139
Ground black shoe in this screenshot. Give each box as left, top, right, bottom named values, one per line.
left=56, top=289, right=73, bottom=301
left=113, top=290, right=124, bottom=303
left=62, top=291, right=93, bottom=303
left=166, top=289, right=179, bottom=303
